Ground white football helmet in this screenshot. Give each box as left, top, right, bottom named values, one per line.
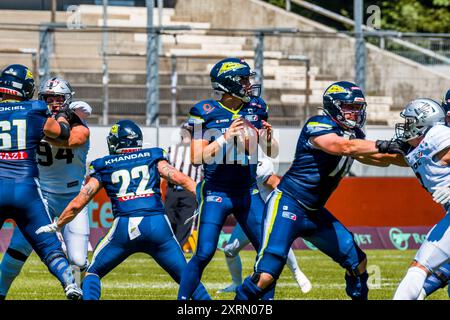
left=38, top=77, right=75, bottom=113
left=395, top=98, right=445, bottom=141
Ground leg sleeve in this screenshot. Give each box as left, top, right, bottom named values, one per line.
left=63, top=206, right=90, bottom=268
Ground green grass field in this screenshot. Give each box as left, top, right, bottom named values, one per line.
left=2, top=250, right=448, bottom=300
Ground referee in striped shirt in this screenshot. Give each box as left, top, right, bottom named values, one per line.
left=164, top=122, right=203, bottom=247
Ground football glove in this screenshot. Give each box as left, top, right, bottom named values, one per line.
left=55, top=105, right=76, bottom=123
left=375, top=139, right=407, bottom=155
left=432, top=186, right=450, bottom=205
left=35, top=218, right=60, bottom=235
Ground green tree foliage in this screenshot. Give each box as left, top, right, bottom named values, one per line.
left=265, top=0, right=450, bottom=33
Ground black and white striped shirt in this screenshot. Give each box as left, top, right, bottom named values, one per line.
left=166, top=143, right=203, bottom=184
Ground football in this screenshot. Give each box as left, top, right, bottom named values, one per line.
left=238, top=118, right=258, bottom=155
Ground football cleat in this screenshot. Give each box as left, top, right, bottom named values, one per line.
left=294, top=270, right=312, bottom=294
left=64, top=283, right=83, bottom=300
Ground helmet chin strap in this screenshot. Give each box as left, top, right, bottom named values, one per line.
left=231, top=92, right=250, bottom=103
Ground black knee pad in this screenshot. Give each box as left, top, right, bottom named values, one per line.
left=251, top=272, right=261, bottom=284
left=6, top=247, right=30, bottom=262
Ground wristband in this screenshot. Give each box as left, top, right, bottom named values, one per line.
left=216, top=135, right=227, bottom=148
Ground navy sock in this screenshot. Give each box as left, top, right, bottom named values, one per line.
left=192, top=283, right=211, bottom=300
left=0, top=250, right=28, bottom=296
left=82, top=274, right=101, bottom=300
left=178, top=256, right=204, bottom=300
left=235, top=276, right=264, bottom=300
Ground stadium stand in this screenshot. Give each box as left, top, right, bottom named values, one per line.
left=0, top=4, right=403, bottom=127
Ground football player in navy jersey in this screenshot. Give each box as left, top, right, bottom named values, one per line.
left=0, top=64, right=82, bottom=299
left=235, top=81, right=398, bottom=300
left=177, top=57, right=279, bottom=300
left=0, top=77, right=92, bottom=299
left=36, top=120, right=210, bottom=300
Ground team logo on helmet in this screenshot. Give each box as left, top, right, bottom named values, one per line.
left=325, top=85, right=347, bottom=94
left=25, top=69, right=33, bottom=80
left=217, top=62, right=246, bottom=77
left=110, top=124, right=119, bottom=136
left=4, top=68, right=17, bottom=76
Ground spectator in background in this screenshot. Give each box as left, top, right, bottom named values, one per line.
left=164, top=123, right=203, bottom=248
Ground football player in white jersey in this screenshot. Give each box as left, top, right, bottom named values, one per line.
left=0, top=77, right=91, bottom=299
left=360, top=98, right=450, bottom=300
left=218, top=156, right=312, bottom=294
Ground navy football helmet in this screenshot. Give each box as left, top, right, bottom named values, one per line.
left=322, top=81, right=367, bottom=129
left=0, top=64, right=35, bottom=100
left=442, top=89, right=450, bottom=115
left=210, top=57, right=261, bottom=103
left=107, top=120, right=143, bottom=155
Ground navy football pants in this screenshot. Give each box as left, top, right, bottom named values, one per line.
left=178, top=182, right=266, bottom=300
left=86, top=213, right=210, bottom=299
left=256, top=189, right=366, bottom=278
left=0, top=178, right=67, bottom=266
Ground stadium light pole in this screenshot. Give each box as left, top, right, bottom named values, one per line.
left=354, top=0, right=366, bottom=92
left=102, top=0, right=109, bottom=126
left=146, top=0, right=160, bottom=146
left=254, top=32, right=264, bottom=98
left=51, top=0, right=56, bottom=23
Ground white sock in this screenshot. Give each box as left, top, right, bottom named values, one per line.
left=225, top=255, right=242, bottom=285
left=393, top=267, right=428, bottom=300
left=286, top=249, right=299, bottom=274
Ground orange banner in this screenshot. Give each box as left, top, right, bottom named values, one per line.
left=86, top=177, right=445, bottom=228
left=326, top=177, right=445, bottom=227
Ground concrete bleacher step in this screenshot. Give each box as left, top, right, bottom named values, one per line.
left=57, top=70, right=211, bottom=86
left=52, top=54, right=272, bottom=72
left=160, top=34, right=247, bottom=45
left=71, top=83, right=311, bottom=102
left=88, top=114, right=306, bottom=127
left=0, top=54, right=36, bottom=70
left=167, top=48, right=283, bottom=59
left=280, top=94, right=323, bottom=104
left=264, top=65, right=319, bottom=76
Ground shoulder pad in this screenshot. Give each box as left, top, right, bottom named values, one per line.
left=188, top=100, right=218, bottom=124
left=305, top=115, right=340, bottom=136
left=90, top=157, right=106, bottom=173
left=151, top=147, right=169, bottom=162
left=69, top=101, right=92, bottom=120
left=32, top=100, right=52, bottom=115
left=248, top=97, right=268, bottom=111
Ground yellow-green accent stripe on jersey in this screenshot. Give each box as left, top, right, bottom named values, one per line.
left=194, top=180, right=206, bottom=255
left=255, top=190, right=282, bottom=270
